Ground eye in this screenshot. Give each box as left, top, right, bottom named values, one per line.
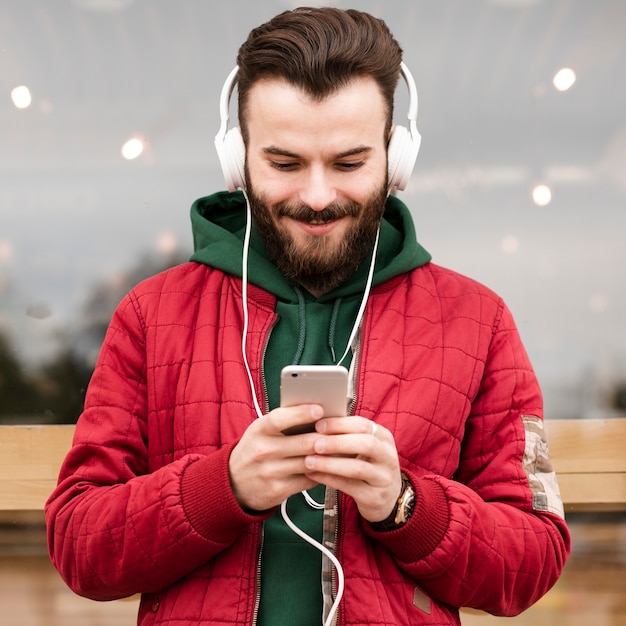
left=270, top=161, right=299, bottom=171
left=337, top=161, right=364, bottom=171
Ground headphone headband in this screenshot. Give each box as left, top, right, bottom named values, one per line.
left=215, top=65, right=239, bottom=145
left=215, top=63, right=421, bottom=192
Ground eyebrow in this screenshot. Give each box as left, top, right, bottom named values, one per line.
left=262, top=145, right=373, bottom=159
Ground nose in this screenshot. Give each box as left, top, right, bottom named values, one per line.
left=298, top=165, right=337, bottom=211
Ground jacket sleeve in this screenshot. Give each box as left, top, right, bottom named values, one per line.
left=365, top=301, right=571, bottom=616
left=44, top=291, right=270, bottom=601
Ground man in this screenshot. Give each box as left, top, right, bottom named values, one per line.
left=45, top=7, right=570, bottom=626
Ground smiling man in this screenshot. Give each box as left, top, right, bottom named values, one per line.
left=46, top=7, right=570, bottom=626
left=245, top=76, right=389, bottom=295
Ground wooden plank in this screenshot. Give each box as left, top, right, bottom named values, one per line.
left=0, top=479, right=60, bottom=511
left=546, top=419, right=626, bottom=473
left=0, top=425, right=74, bottom=510
left=2, top=420, right=626, bottom=511
left=0, top=425, right=74, bottom=473
left=558, top=473, right=626, bottom=512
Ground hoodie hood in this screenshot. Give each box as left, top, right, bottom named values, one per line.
left=189, top=190, right=431, bottom=302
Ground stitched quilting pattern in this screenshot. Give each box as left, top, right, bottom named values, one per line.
left=45, top=261, right=570, bottom=625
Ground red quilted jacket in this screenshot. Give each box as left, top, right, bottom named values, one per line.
left=45, top=260, right=570, bottom=625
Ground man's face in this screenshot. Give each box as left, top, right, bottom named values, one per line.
left=243, top=76, right=390, bottom=296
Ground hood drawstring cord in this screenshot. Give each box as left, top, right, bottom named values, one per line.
left=291, top=287, right=307, bottom=366
left=328, top=297, right=343, bottom=364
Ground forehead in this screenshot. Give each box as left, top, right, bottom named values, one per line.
left=244, top=76, right=389, bottom=144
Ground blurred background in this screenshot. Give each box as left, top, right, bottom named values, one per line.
left=1, top=0, right=626, bottom=424
left=1, top=0, right=625, bottom=424
left=1, top=2, right=625, bottom=624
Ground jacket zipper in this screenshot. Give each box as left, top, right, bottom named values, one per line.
left=253, top=307, right=358, bottom=625
left=259, top=316, right=277, bottom=416
left=345, top=314, right=364, bottom=417
left=331, top=488, right=341, bottom=626
left=251, top=317, right=276, bottom=625
left=331, top=322, right=362, bottom=626
left=251, top=525, right=265, bottom=626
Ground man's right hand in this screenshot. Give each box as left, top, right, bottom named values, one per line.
left=228, top=404, right=324, bottom=512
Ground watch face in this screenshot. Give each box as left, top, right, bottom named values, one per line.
left=372, top=477, right=415, bottom=531
left=403, top=492, right=416, bottom=521
left=394, top=482, right=415, bottom=525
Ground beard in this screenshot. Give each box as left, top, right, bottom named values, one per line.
left=247, top=179, right=388, bottom=295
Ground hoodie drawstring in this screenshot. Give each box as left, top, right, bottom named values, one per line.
left=291, top=287, right=307, bottom=365
left=291, top=290, right=344, bottom=365
left=328, top=297, right=343, bottom=363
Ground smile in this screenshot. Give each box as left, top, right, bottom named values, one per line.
left=288, top=216, right=346, bottom=236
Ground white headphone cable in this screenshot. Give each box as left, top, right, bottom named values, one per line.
left=335, top=226, right=379, bottom=368
left=240, top=188, right=264, bottom=420
left=240, top=191, right=344, bottom=624
left=239, top=191, right=383, bottom=625
left=280, top=498, right=344, bottom=626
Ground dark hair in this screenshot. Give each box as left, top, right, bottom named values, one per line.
left=235, top=6, right=403, bottom=142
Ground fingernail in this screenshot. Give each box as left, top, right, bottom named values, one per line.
left=313, top=438, right=326, bottom=453
left=311, top=405, right=324, bottom=419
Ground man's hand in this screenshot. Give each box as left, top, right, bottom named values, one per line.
left=228, top=404, right=324, bottom=511
left=303, top=417, right=403, bottom=524
left=229, top=408, right=403, bottom=524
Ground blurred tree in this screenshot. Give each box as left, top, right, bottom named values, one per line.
left=0, top=331, right=44, bottom=421
left=611, top=382, right=626, bottom=414
left=34, top=348, right=92, bottom=424
left=0, top=248, right=189, bottom=424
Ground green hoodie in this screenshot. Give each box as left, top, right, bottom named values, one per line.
left=190, top=190, right=430, bottom=625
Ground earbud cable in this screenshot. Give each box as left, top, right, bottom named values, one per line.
left=280, top=498, right=345, bottom=626
left=240, top=188, right=264, bottom=420
left=240, top=190, right=381, bottom=625
left=336, top=227, right=379, bottom=368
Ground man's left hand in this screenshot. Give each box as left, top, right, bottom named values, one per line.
left=303, top=416, right=403, bottom=524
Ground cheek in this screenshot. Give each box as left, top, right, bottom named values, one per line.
left=247, top=164, right=296, bottom=206
left=347, top=180, right=386, bottom=207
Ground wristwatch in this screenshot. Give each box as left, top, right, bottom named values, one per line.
left=371, top=473, right=415, bottom=531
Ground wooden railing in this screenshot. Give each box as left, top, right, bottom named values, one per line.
left=1, top=419, right=625, bottom=512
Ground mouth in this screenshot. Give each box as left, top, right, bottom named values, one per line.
left=307, top=217, right=334, bottom=225
left=287, top=215, right=346, bottom=236
left=276, top=202, right=358, bottom=237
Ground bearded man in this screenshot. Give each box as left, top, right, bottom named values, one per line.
left=46, top=7, right=570, bottom=626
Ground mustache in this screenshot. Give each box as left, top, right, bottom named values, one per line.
left=275, top=201, right=360, bottom=223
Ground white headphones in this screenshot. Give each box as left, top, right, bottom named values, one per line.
left=214, top=62, right=421, bottom=193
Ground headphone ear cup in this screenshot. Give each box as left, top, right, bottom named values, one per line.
left=216, top=127, right=246, bottom=191
left=387, top=125, right=421, bottom=191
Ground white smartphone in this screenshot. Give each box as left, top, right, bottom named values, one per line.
left=280, top=365, right=349, bottom=435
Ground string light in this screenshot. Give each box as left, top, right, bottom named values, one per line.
left=121, top=137, right=145, bottom=160
left=532, top=183, right=552, bottom=206
left=553, top=68, right=576, bottom=92
left=11, top=85, right=32, bottom=109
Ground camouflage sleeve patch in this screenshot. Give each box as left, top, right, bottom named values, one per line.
left=522, top=415, right=565, bottom=518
